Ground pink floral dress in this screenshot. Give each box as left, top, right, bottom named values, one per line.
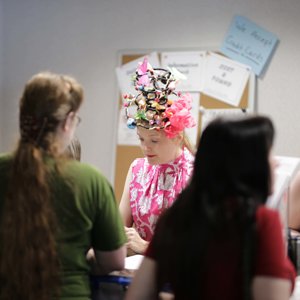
left=129, top=148, right=194, bottom=241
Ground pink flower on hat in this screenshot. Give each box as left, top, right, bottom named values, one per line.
left=137, top=57, right=151, bottom=86
left=137, top=75, right=150, bottom=86
left=164, top=93, right=196, bottom=138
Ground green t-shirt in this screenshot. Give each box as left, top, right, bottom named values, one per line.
left=0, top=153, right=126, bottom=300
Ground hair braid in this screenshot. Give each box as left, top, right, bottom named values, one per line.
left=0, top=145, right=59, bottom=300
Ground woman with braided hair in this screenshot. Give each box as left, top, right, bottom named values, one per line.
left=0, top=72, right=126, bottom=300
left=126, top=115, right=296, bottom=300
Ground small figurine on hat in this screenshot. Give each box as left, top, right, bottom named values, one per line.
left=123, top=57, right=196, bottom=138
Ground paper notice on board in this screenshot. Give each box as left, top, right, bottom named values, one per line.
left=115, top=52, right=160, bottom=96
left=200, top=108, right=247, bottom=133
left=184, top=93, right=200, bottom=147
left=161, top=51, right=205, bottom=92
left=266, top=171, right=290, bottom=210
left=266, top=156, right=300, bottom=217
left=220, top=15, right=279, bottom=77
left=275, top=156, right=300, bottom=180
left=117, top=108, right=139, bottom=146
left=202, top=52, right=251, bottom=107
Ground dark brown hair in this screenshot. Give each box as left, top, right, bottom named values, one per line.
left=152, top=115, right=275, bottom=299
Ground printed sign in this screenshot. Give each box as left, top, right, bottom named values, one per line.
left=161, top=51, right=205, bottom=92
left=116, top=52, right=160, bottom=96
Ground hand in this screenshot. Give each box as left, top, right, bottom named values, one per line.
left=159, top=292, right=175, bottom=300
left=124, top=226, right=149, bottom=254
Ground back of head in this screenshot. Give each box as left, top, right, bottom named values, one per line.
left=0, top=72, right=83, bottom=300
left=192, top=115, right=274, bottom=203
left=153, top=115, right=275, bottom=299
left=19, top=72, right=83, bottom=151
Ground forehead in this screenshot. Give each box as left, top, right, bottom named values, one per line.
left=137, top=127, right=164, bottom=138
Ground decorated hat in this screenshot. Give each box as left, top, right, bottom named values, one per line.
left=123, top=57, right=196, bottom=138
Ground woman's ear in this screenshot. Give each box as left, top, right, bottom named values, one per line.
left=62, top=112, right=75, bottom=132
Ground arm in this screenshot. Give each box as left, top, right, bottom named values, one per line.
left=119, top=165, right=134, bottom=227
left=89, top=170, right=127, bottom=273
left=119, top=164, right=149, bottom=254
left=125, top=257, right=158, bottom=300
left=252, top=277, right=291, bottom=300
left=289, top=171, right=300, bottom=230
left=87, top=246, right=126, bottom=275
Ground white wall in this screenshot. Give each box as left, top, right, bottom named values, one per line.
left=1, top=0, right=300, bottom=183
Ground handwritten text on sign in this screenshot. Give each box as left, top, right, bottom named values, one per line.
left=220, top=15, right=278, bottom=76
left=202, top=52, right=250, bottom=107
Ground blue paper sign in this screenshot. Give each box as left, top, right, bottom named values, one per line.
left=220, top=15, right=279, bottom=76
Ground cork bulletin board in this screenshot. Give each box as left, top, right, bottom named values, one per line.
left=113, top=50, right=256, bottom=201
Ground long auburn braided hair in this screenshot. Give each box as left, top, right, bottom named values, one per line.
left=0, top=72, right=83, bottom=300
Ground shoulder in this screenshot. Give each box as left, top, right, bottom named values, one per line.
left=182, top=148, right=194, bottom=175
left=62, top=160, right=113, bottom=191
left=255, top=205, right=282, bottom=231
left=0, top=153, right=13, bottom=171
left=131, top=157, right=146, bottom=169
left=0, top=152, right=12, bottom=163
left=255, top=206, right=285, bottom=241
left=183, top=148, right=194, bottom=163
left=64, top=160, right=103, bottom=177
left=256, top=205, right=280, bottom=223
left=254, top=205, right=296, bottom=281
left=60, top=161, right=117, bottom=209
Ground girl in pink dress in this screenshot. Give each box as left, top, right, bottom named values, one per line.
left=119, top=58, right=196, bottom=254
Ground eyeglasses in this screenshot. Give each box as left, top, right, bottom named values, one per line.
left=75, top=114, right=82, bottom=127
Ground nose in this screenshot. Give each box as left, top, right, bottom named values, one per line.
left=142, top=142, right=151, bottom=152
